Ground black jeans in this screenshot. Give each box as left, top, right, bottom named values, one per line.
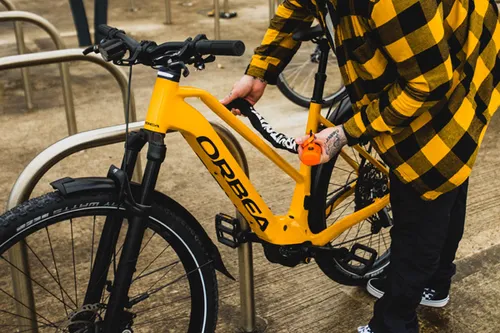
left=369, top=172, right=469, bottom=333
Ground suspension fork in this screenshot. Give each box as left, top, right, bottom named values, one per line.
left=103, top=131, right=167, bottom=333
left=82, top=130, right=148, bottom=308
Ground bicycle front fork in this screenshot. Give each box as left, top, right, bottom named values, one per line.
left=83, top=129, right=166, bottom=333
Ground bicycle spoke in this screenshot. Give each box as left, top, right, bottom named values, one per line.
left=144, top=261, right=180, bottom=294
left=0, top=255, right=76, bottom=312
left=134, top=244, right=171, bottom=282
left=288, top=61, right=310, bottom=88
left=129, top=260, right=212, bottom=307
left=45, top=226, right=73, bottom=315
left=133, top=313, right=188, bottom=328
left=298, top=66, right=316, bottom=96
left=133, top=260, right=179, bottom=283
left=333, top=165, right=357, bottom=174
left=332, top=232, right=374, bottom=247
left=138, top=231, right=156, bottom=256
left=134, top=294, right=190, bottom=315
left=0, top=288, right=57, bottom=327
left=16, top=318, right=68, bottom=333
left=329, top=199, right=354, bottom=218
left=70, top=219, right=78, bottom=306
left=0, top=309, right=56, bottom=328
left=356, top=219, right=366, bottom=240
left=24, top=241, right=77, bottom=310
left=146, top=260, right=212, bottom=296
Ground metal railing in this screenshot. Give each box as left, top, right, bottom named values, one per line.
left=0, top=10, right=77, bottom=133
left=7, top=121, right=256, bottom=332
left=0, top=48, right=138, bottom=135
left=213, top=0, right=236, bottom=40
left=0, top=0, right=33, bottom=110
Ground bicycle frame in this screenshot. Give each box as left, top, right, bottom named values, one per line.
left=143, top=73, right=390, bottom=246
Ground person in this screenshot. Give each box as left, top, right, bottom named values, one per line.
left=221, top=0, right=500, bottom=332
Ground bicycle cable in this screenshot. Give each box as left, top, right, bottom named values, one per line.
left=124, top=65, right=133, bottom=168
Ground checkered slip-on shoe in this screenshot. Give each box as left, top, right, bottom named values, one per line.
left=358, top=326, right=374, bottom=333
left=367, top=278, right=450, bottom=308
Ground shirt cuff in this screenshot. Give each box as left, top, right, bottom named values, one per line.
left=245, top=58, right=279, bottom=85
left=342, top=118, right=362, bottom=146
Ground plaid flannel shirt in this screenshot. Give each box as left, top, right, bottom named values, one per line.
left=247, top=0, right=500, bottom=200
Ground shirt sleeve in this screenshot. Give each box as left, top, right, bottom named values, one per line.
left=245, top=0, right=315, bottom=85
left=343, top=0, right=453, bottom=144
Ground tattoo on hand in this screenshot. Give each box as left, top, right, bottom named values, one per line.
left=324, top=128, right=342, bottom=159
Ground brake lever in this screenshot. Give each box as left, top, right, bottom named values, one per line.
left=194, top=55, right=216, bottom=70
left=82, top=45, right=99, bottom=55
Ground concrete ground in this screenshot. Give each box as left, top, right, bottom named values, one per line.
left=0, top=0, right=499, bottom=332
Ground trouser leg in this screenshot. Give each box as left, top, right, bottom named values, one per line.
left=369, top=173, right=466, bottom=333
left=427, top=180, right=468, bottom=293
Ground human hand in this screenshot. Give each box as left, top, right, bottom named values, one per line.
left=296, top=126, right=348, bottom=165
left=220, top=75, right=267, bottom=115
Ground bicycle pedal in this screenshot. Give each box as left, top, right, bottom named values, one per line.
left=343, top=243, right=377, bottom=276
left=215, top=213, right=242, bottom=249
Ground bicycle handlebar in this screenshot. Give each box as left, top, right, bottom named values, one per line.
left=97, top=25, right=140, bottom=51
left=96, top=24, right=245, bottom=58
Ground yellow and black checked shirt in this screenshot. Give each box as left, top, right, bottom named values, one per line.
left=247, top=0, right=500, bottom=200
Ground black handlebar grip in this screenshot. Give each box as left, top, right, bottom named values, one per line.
left=97, top=24, right=139, bottom=51
left=195, top=40, right=245, bottom=56
left=97, top=24, right=115, bottom=38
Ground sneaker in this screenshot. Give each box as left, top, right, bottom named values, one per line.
left=358, top=326, right=374, bottom=333
left=366, top=278, right=450, bottom=308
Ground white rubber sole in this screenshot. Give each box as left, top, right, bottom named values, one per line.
left=366, top=280, right=450, bottom=308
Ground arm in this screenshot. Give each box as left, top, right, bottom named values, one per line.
left=342, top=0, right=453, bottom=144
left=246, top=0, right=315, bottom=84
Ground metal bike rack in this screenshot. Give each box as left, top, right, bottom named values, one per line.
left=214, top=0, right=221, bottom=39
left=164, top=0, right=172, bottom=24
left=0, top=48, right=138, bottom=135
left=7, top=121, right=258, bottom=332
left=0, top=10, right=77, bottom=134
left=213, top=0, right=236, bottom=40
left=0, top=0, right=33, bottom=110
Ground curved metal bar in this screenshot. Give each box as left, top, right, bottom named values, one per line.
left=0, top=11, right=66, bottom=49
left=0, top=48, right=138, bottom=129
left=214, top=0, right=220, bottom=39
left=164, top=0, right=171, bottom=24
left=0, top=0, right=34, bottom=110
left=6, top=122, right=145, bottom=209
left=0, top=11, right=76, bottom=133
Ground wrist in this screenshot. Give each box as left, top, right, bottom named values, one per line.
left=338, top=125, right=348, bottom=146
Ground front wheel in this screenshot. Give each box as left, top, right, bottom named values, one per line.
left=0, top=190, right=218, bottom=332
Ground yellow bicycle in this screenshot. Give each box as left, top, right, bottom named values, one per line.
left=0, top=25, right=391, bottom=332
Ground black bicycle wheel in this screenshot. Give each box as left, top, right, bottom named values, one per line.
left=309, top=144, right=392, bottom=286
left=276, top=41, right=343, bottom=108
left=0, top=190, right=218, bottom=332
